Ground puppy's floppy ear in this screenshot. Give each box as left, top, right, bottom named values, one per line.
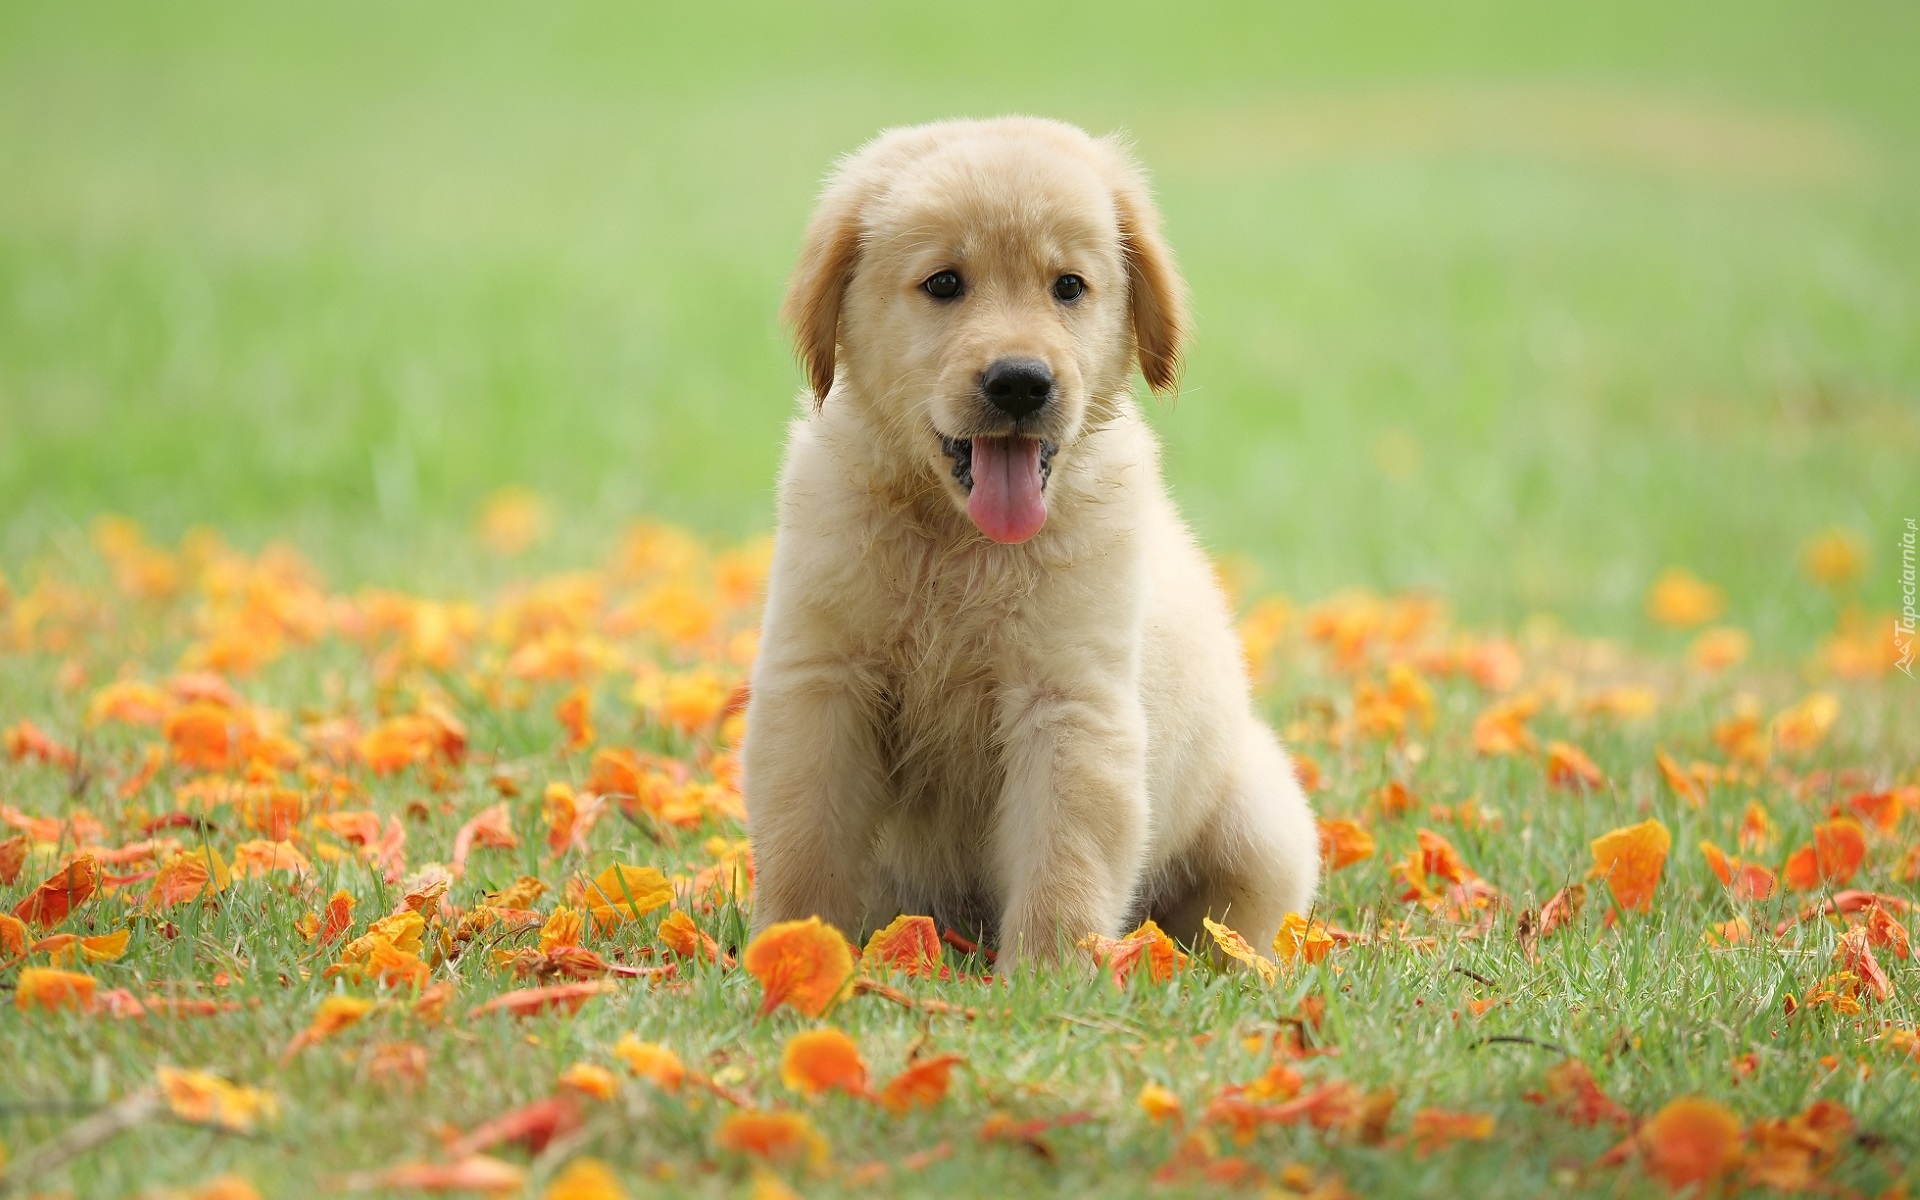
left=1103, top=141, right=1190, bottom=394
left=781, top=169, right=869, bottom=406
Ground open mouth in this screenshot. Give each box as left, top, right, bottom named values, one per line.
left=940, top=435, right=1059, bottom=545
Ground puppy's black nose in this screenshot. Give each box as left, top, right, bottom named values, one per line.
left=981, top=358, right=1053, bottom=419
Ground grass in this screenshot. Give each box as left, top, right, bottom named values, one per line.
left=1, top=519, right=1915, bottom=1198
left=1, top=1, right=1918, bottom=1196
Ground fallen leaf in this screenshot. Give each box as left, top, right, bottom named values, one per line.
left=1637, top=1096, right=1741, bottom=1192
left=780, top=1027, right=869, bottom=1097
left=1646, top=569, right=1723, bottom=627
left=877, top=1054, right=963, bottom=1115
left=1271, top=913, right=1335, bottom=965
left=1317, top=818, right=1375, bottom=870
left=555, top=687, right=595, bottom=752
left=558, top=1062, right=620, bottom=1102
left=744, top=917, right=856, bottom=1017
left=147, top=846, right=232, bottom=910
left=1655, top=747, right=1707, bottom=807
left=449, top=802, right=518, bottom=878
left=468, top=981, right=618, bottom=1020
left=543, top=1157, right=625, bottom=1200
left=1137, top=1083, right=1183, bottom=1125
left=581, top=862, right=674, bottom=929
left=282, top=994, right=379, bottom=1061
left=1545, top=741, right=1604, bottom=790
left=1865, top=902, right=1911, bottom=960
left=1523, top=1060, right=1629, bottom=1129
left=612, top=1035, right=687, bottom=1090
left=0, top=833, right=28, bottom=884
left=658, top=908, right=720, bottom=963
left=1408, top=1108, right=1495, bottom=1155
left=1080, top=919, right=1188, bottom=985
left=1837, top=928, right=1892, bottom=1003
left=861, top=914, right=943, bottom=978
left=1772, top=693, right=1839, bottom=755
left=157, top=1067, right=278, bottom=1133
left=14, top=855, right=100, bottom=928
left=1204, top=916, right=1278, bottom=983
left=1590, top=819, right=1670, bottom=913
left=1782, top=818, right=1867, bottom=890
left=15, top=966, right=97, bottom=1013
left=350, top=1155, right=527, bottom=1194
left=446, top=1095, right=583, bottom=1157
left=714, top=1110, right=829, bottom=1167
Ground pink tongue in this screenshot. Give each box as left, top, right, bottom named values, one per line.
left=966, top=436, right=1048, bottom=544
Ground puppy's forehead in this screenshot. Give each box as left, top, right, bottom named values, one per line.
left=866, top=135, right=1119, bottom=252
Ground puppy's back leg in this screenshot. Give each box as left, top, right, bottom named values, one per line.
left=1152, top=720, right=1318, bottom=956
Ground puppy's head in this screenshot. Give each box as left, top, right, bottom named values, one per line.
left=784, top=118, right=1187, bottom=544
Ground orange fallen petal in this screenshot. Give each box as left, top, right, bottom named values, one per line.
left=281, top=994, right=378, bottom=1062
left=1316, top=818, right=1375, bottom=870
left=1646, top=569, right=1724, bottom=627
left=1865, top=902, right=1911, bottom=960
left=780, top=1027, right=869, bottom=1097
left=1590, top=819, right=1670, bottom=914
left=0, top=833, right=27, bottom=885
left=1638, top=1096, right=1741, bottom=1191
left=157, top=1067, right=278, bottom=1132
left=612, top=1034, right=687, bottom=1091
left=77, top=928, right=131, bottom=962
left=449, top=802, right=518, bottom=879
left=1408, top=1108, right=1495, bottom=1155
left=714, top=1109, right=829, bottom=1167
left=581, top=862, right=673, bottom=929
left=1655, top=747, right=1707, bottom=807
left=861, top=914, right=943, bottom=979
left=744, top=917, right=856, bottom=1018
left=13, top=854, right=100, bottom=928
left=1837, top=928, right=1892, bottom=1003
left=555, top=687, right=595, bottom=752
left=446, top=1095, right=584, bottom=1158
left=358, top=1156, right=527, bottom=1194
left=1271, top=913, right=1335, bottom=965
left=1204, top=916, right=1278, bottom=983
left=1081, top=919, right=1188, bottom=985
left=558, top=1062, right=621, bottom=1102
left=1545, top=741, right=1604, bottom=790
left=1137, top=1083, right=1183, bottom=1125
left=1700, top=840, right=1734, bottom=887
left=658, top=908, right=720, bottom=963
left=164, top=702, right=240, bottom=771
left=468, top=981, right=617, bottom=1020
left=542, top=1157, right=624, bottom=1200
left=1524, top=1060, right=1630, bottom=1130
left=15, top=966, right=97, bottom=1013
left=1846, top=788, right=1907, bottom=833
left=147, top=847, right=231, bottom=910
left=877, top=1054, right=964, bottom=1115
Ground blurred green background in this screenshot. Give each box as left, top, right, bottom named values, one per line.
left=2, top=1, right=1915, bottom=649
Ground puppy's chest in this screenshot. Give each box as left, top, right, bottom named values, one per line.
left=859, top=538, right=1040, bottom=810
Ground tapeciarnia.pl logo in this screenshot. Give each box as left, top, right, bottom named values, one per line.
left=1898, top=517, right=1916, bottom=679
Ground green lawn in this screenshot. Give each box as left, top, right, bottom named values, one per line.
left=2, top=3, right=1918, bottom=1198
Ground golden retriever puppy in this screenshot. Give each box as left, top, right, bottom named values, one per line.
left=743, top=116, right=1317, bottom=963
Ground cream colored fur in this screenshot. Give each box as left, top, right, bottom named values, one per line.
left=743, top=116, right=1318, bottom=964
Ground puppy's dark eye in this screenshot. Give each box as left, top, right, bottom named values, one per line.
left=1053, top=274, right=1086, bottom=302
left=924, top=271, right=962, bottom=300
